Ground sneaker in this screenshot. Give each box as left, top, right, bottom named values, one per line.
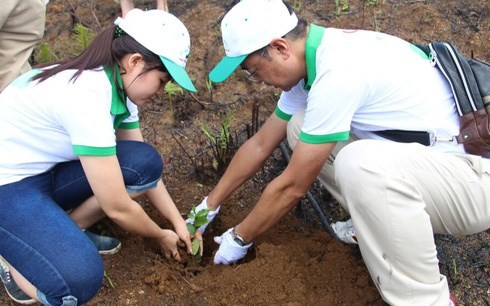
left=331, top=219, right=358, bottom=244
left=0, top=258, right=36, bottom=305
left=84, top=230, right=122, bottom=255
left=449, top=293, right=457, bottom=306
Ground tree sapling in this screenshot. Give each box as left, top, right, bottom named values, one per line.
left=186, top=206, right=209, bottom=262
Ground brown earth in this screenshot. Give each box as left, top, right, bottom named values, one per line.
left=1, top=0, right=489, bottom=305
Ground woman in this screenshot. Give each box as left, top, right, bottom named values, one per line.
left=0, top=8, right=196, bottom=305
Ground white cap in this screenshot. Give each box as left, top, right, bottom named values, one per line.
left=209, top=0, right=298, bottom=83
left=114, top=9, right=196, bottom=92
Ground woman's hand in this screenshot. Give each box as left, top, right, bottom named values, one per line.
left=157, top=229, right=183, bottom=262
left=173, top=218, right=192, bottom=254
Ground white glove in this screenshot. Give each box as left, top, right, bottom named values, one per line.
left=213, top=228, right=252, bottom=265
left=186, top=197, right=220, bottom=233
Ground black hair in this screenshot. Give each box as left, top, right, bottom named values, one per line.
left=31, top=26, right=167, bottom=100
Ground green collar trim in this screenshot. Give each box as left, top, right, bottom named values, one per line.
left=104, top=65, right=130, bottom=128
left=304, top=23, right=326, bottom=90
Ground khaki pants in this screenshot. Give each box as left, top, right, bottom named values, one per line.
left=0, top=0, right=46, bottom=92
left=287, top=110, right=490, bottom=306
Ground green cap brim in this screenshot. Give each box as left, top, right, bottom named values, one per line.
left=209, top=54, right=247, bottom=83
left=160, top=57, right=196, bottom=93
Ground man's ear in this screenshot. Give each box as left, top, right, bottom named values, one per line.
left=269, top=38, right=291, bottom=59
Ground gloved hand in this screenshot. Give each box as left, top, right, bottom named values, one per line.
left=186, top=197, right=220, bottom=233
left=213, top=228, right=252, bottom=265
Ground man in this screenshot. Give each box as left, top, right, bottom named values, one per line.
left=0, top=0, right=48, bottom=92
left=189, top=0, right=489, bottom=305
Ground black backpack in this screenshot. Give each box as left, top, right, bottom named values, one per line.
left=426, top=42, right=490, bottom=158
left=376, top=42, right=490, bottom=158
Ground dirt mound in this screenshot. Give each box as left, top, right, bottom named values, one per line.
left=1, top=1, right=488, bottom=305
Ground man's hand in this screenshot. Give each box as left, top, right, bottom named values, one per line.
left=213, top=228, right=252, bottom=265
left=186, top=197, right=220, bottom=233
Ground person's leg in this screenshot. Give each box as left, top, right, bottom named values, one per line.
left=0, top=0, right=46, bottom=92
left=53, top=140, right=163, bottom=220
left=287, top=109, right=354, bottom=207
left=0, top=172, right=104, bottom=306
left=334, top=139, right=490, bottom=305
left=50, top=161, right=122, bottom=255
left=52, top=140, right=163, bottom=209
left=0, top=255, right=36, bottom=304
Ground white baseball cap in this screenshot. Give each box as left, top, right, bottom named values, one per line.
left=209, top=0, right=298, bottom=83
left=114, top=9, right=196, bottom=92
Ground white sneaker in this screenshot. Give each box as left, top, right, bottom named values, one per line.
left=331, top=219, right=357, bottom=244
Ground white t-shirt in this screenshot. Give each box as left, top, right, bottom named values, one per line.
left=277, top=27, right=464, bottom=155
left=0, top=67, right=139, bottom=186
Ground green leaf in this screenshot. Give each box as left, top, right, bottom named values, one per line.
left=164, top=81, right=184, bottom=95
left=194, top=209, right=210, bottom=228
left=194, top=252, right=202, bottom=264
left=187, top=206, right=197, bottom=219
left=200, top=125, right=217, bottom=145
left=187, top=223, right=197, bottom=235
left=191, top=238, right=200, bottom=255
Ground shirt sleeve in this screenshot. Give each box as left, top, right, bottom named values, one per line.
left=55, top=86, right=117, bottom=155
left=301, top=68, right=368, bottom=143
left=119, top=98, right=140, bottom=129
left=276, top=79, right=308, bottom=120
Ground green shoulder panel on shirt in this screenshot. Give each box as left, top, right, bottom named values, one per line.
left=274, top=107, right=292, bottom=121
left=304, top=23, right=326, bottom=90
left=300, top=131, right=349, bottom=144
left=118, top=121, right=140, bottom=130
left=11, top=69, right=41, bottom=88
left=104, top=65, right=131, bottom=129
left=73, top=145, right=116, bottom=156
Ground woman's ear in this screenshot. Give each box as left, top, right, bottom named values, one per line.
left=122, top=53, right=144, bottom=73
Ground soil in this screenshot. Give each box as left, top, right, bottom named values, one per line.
left=1, top=0, right=489, bottom=305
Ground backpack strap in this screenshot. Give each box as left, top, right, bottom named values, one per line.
left=429, top=42, right=484, bottom=115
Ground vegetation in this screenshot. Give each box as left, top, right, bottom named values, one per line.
left=334, top=0, right=350, bottom=15
left=164, top=81, right=184, bottom=126
left=104, top=271, right=116, bottom=289
left=35, top=42, right=58, bottom=64
left=70, top=23, right=95, bottom=56
left=200, top=110, right=238, bottom=174
left=186, top=206, right=210, bottom=263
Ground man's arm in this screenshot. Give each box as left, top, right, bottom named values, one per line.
left=234, top=140, right=335, bottom=243
left=206, top=113, right=289, bottom=209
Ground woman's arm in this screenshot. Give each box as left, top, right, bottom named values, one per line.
left=79, top=154, right=183, bottom=259
left=146, top=180, right=192, bottom=253
left=80, top=154, right=161, bottom=237
left=115, top=127, right=192, bottom=252
left=116, top=127, right=143, bottom=141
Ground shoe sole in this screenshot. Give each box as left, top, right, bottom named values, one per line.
left=4, top=290, right=36, bottom=305
left=98, top=242, right=122, bottom=255
left=0, top=258, right=36, bottom=305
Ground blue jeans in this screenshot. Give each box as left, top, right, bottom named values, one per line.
left=0, top=141, right=163, bottom=305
